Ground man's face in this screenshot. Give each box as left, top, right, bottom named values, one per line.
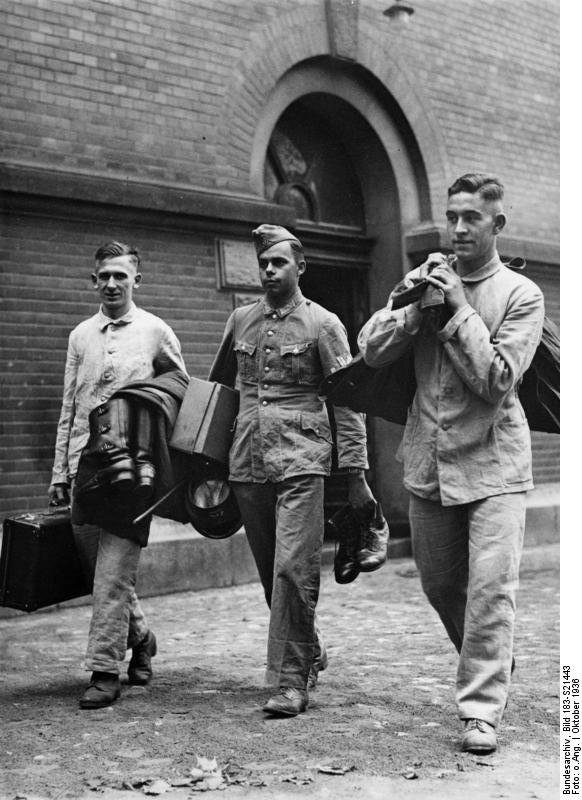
left=92, top=254, right=141, bottom=319
left=446, top=191, right=505, bottom=272
left=258, top=241, right=305, bottom=306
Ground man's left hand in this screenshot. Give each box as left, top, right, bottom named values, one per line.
left=347, top=472, right=376, bottom=521
left=425, top=264, right=467, bottom=313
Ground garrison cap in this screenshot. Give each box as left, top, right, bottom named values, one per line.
left=252, top=224, right=301, bottom=256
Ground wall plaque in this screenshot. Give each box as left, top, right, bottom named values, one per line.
left=217, top=238, right=261, bottom=290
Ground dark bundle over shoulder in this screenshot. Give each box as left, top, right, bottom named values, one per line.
left=320, top=293, right=559, bottom=434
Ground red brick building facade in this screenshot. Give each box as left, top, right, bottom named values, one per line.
left=0, top=0, right=559, bottom=524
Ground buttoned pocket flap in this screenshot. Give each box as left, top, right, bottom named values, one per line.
left=281, top=342, right=312, bottom=356
left=300, top=412, right=332, bottom=443
left=234, top=340, right=257, bottom=356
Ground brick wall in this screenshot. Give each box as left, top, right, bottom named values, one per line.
left=0, top=0, right=559, bottom=513
left=0, top=1, right=559, bottom=238
left=0, top=209, right=233, bottom=512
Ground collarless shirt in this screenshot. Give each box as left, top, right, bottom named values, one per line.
left=51, top=303, right=186, bottom=483
left=358, top=254, right=545, bottom=505
left=221, top=290, right=368, bottom=483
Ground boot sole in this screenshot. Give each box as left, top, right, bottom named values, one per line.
left=79, top=691, right=120, bottom=709
left=357, top=557, right=387, bottom=573
left=262, top=705, right=307, bottom=717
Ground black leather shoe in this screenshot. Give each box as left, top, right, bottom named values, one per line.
left=308, top=646, right=329, bottom=690
left=263, top=687, right=308, bottom=717
left=329, top=505, right=362, bottom=584
left=79, top=672, right=121, bottom=709
left=357, top=505, right=390, bottom=572
left=128, top=630, right=157, bottom=685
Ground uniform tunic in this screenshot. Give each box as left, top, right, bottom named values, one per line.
left=215, top=289, right=368, bottom=689
left=223, top=290, right=368, bottom=482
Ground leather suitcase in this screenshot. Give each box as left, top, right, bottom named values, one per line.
left=170, top=377, right=239, bottom=466
left=0, top=507, right=90, bottom=612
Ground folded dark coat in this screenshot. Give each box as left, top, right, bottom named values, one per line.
left=73, top=370, right=192, bottom=546
left=320, top=314, right=559, bottom=434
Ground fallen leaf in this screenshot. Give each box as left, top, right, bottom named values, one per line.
left=144, top=779, right=171, bottom=795
left=282, top=774, right=313, bottom=785
left=171, top=777, right=194, bottom=787
left=402, top=770, right=418, bottom=780
left=189, top=767, right=205, bottom=781
left=475, top=760, right=495, bottom=767
left=316, top=764, right=355, bottom=775
left=197, top=756, right=219, bottom=774
left=205, top=775, right=225, bottom=790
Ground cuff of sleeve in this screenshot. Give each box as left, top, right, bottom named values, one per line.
left=437, top=304, right=474, bottom=342
left=402, top=305, right=423, bottom=335
left=51, top=470, right=70, bottom=485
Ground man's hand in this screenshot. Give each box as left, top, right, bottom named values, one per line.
left=347, top=472, right=376, bottom=521
left=418, top=252, right=450, bottom=280
left=424, top=263, right=467, bottom=313
left=48, top=482, right=70, bottom=507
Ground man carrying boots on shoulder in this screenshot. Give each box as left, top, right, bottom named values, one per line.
left=358, top=174, right=544, bottom=753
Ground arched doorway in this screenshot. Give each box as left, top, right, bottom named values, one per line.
left=263, top=94, right=395, bottom=521
left=253, top=63, right=432, bottom=532
left=263, top=95, right=373, bottom=352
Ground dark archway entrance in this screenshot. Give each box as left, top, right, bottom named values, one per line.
left=263, top=96, right=379, bottom=518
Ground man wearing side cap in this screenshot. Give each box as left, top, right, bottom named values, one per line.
left=210, top=224, right=378, bottom=716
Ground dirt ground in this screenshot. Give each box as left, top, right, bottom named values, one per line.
left=0, top=554, right=559, bottom=800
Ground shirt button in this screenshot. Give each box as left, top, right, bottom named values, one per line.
left=265, top=347, right=271, bottom=353
left=267, top=330, right=274, bottom=336
left=263, top=384, right=269, bottom=389
left=262, top=400, right=268, bottom=406
left=272, top=314, right=277, bottom=319
left=101, top=395, right=107, bottom=401
left=103, top=373, right=112, bottom=381
left=264, top=366, right=270, bottom=372
left=441, top=423, right=451, bottom=431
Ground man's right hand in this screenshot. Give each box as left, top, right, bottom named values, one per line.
left=48, top=482, right=70, bottom=507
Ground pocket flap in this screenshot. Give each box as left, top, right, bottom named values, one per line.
left=281, top=341, right=312, bottom=356
left=234, top=340, right=257, bottom=356
left=300, top=412, right=332, bottom=442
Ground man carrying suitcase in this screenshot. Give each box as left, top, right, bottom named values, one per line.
left=48, top=241, right=187, bottom=709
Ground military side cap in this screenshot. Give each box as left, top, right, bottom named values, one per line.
left=252, top=224, right=301, bottom=256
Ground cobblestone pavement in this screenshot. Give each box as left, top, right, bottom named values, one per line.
left=0, top=548, right=559, bottom=800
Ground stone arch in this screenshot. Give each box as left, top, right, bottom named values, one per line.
left=217, top=6, right=450, bottom=224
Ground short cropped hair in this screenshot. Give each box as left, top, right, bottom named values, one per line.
left=94, top=241, right=141, bottom=269
left=447, top=173, right=504, bottom=202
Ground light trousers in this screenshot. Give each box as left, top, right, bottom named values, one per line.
left=409, top=491, right=526, bottom=727
left=72, top=519, right=149, bottom=674
left=232, top=475, right=325, bottom=690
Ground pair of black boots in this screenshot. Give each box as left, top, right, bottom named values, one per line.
left=85, top=398, right=156, bottom=500
left=330, top=502, right=390, bottom=584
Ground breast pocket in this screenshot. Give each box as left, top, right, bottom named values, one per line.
left=234, top=340, right=258, bottom=383
left=281, top=341, right=320, bottom=385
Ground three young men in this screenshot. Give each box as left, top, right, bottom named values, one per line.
left=49, top=172, right=545, bottom=754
